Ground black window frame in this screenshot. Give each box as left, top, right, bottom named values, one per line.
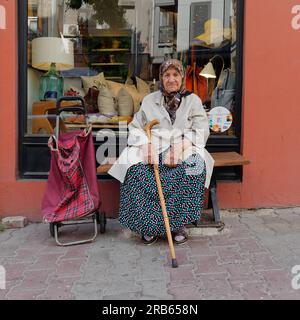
left=18, top=0, right=244, bottom=181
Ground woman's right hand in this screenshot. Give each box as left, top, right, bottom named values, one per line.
left=141, top=143, right=158, bottom=165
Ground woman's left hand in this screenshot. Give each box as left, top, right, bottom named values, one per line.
left=163, top=139, right=192, bottom=168
left=163, top=144, right=182, bottom=167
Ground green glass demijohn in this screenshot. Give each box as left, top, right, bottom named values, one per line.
left=39, top=62, right=63, bottom=101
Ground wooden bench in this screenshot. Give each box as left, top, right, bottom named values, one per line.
left=97, top=151, right=250, bottom=226
left=207, top=152, right=250, bottom=225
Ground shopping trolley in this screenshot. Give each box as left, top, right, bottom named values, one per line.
left=41, top=96, right=106, bottom=246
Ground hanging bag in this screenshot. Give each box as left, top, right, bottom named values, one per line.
left=211, top=69, right=236, bottom=111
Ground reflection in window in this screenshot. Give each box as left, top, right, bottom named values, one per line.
left=26, top=0, right=239, bottom=137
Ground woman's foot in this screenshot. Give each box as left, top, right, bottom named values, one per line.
left=141, top=235, right=158, bottom=245
left=172, top=228, right=188, bottom=245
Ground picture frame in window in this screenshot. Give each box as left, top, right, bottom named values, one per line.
left=63, top=24, right=79, bottom=37
left=28, top=16, right=38, bottom=39
left=189, top=2, right=211, bottom=45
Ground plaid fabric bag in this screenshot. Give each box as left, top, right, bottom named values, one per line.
left=42, top=127, right=100, bottom=223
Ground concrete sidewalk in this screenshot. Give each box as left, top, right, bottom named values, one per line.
left=0, top=207, right=300, bottom=300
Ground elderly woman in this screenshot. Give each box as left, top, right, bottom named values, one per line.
left=109, top=59, right=214, bottom=245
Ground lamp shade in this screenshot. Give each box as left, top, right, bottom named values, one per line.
left=199, top=62, right=216, bottom=78
left=32, top=37, right=74, bottom=71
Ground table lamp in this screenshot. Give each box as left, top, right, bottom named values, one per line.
left=199, top=55, right=225, bottom=103
left=32, top=37, right=74, bottom=101
left=199, top=55, right=224, bottom=79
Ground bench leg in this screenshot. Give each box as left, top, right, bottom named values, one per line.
left=208, top=175, right=221, bottom=223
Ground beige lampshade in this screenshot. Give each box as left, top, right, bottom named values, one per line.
left=32, top=37, right=74, bottom=71
left=199, top=62, right=216, bottom=78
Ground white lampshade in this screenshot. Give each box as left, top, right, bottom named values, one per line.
left=199, top=62, right=216, bottom=78
left=32, top=37, right=74, bottom=71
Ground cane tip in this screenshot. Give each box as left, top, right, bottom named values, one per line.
left=172, top=259, right=178, bottom=268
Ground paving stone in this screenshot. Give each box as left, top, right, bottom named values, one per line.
left=292, top=207, right=300, bottom=215
left=230, top=280, right=272, bottom=300
left=21, top=269, right=53, bottom=290
left=237, top=238, right=267, bottom=254
left=26, top=253, right=65, bottom=270
left=226, top=226, right=252, bottom=239
left=87, top=248, right=111, bottom=264
left=103, top=279, right=142, bottom=296
left=137, top=279, right=173, bottom=300
left=259, top=269, right=294, bottom=293
left=209, top=235, right=237, bottom=247
left=37, top=277, right=80, bottom=300
left=255, top=209, right=277, bottom=216
left=0, top=244, right=18, bottom=258
left=0, top=280, right=21, bottom=300
left=214, top=246, right=247, bottom=264
left=61, top=245, right=90, bottom=260
left=189, top=238, right=215, bottom=256
left=194, top=255, right=227, bottom=274
left=5, top=288, right=45, bottom=300
left=165, top=247, right=192, bottom=266
left=2, top=262, right=30, bottom=282
left=226, top=264, right=264, bottom=283
left=72, top=280, right=108, bottom=300
left=107, top=262, right=140, bottom=280
left=135, top=262, right=169, bottom=281
left=245, top=252, right=282, bottom=271
left=264, top=222, right=292, bottom=235
left=2, top=216, right=28, bottom=229
left=55, top=258, right=86, bottom=277
left=167, top=285, right=203, bottom=300
left=197, top=273, right=232, bottom=297
left=168, top=265, right=196, bottom=287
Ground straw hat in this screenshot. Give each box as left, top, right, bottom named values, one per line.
left=195, top=19, right=231, bottom=46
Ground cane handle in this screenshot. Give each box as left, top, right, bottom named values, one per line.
left=144, top=119, right=159, bottom=141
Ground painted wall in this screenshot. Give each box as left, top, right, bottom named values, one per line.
left=218, top=0, right=300, bottom=208
left=0, top=0, right=300, bottom=222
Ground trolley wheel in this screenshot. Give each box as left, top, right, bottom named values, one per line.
left=99, top=212, right=106, bottom=234
left=49, top=223, right=55, bottom=238
left=49, top=222, right=61, bottom=238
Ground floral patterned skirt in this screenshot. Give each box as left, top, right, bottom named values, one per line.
left=119, top=152, right=206, bottom=237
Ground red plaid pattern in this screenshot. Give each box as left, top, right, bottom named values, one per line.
left=43, top=130, right=98, bottom=223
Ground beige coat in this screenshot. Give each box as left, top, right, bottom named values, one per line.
left=108, top=91, right=214, bottom=188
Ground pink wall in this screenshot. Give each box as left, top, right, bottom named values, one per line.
left=219, top=0, right=300, bottom=208
left=0, top=0, right=300, bottom=221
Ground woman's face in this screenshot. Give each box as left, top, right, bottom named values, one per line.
left=162, top=67, right=183, bottom=93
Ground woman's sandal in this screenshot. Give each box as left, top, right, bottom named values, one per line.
left=141, top=235, right=158, bottom=245
left=172, top=228, right=188, bottom=245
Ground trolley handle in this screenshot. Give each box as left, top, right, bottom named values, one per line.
left=56, top=96, right=86, bottom=115
left=57, top=106, right=85, bottom=115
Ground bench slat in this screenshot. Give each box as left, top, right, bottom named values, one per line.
left=211, top=152, right=250, bottom=167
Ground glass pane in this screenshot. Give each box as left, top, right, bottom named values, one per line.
left=26, top=0, right=238, bottom=137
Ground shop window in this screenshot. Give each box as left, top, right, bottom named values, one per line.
left=19, top=0, right=244, bottom=178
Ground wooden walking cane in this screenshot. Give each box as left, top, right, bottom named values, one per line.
left=144, top=119, right=178, bottom=268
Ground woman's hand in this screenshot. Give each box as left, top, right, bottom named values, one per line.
left=164, top=144, right=182, bottom=168
left=164, top=139, right=192, bottom=167
left=141, top=143, right=159, bottom=165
